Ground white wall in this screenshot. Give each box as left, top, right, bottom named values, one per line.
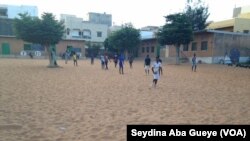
left=62, top=14, right=108, bottom=43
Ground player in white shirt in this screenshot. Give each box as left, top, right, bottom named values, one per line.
left=151, top=56, right=163, bottom=88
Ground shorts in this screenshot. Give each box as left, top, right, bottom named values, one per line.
left=153, top=73, right=160, bottom=80
left=145, top=65, right=150, bottom=70
left=119, top=62, right=123, bottom=68
left=192, top=62, right=197, bottom=66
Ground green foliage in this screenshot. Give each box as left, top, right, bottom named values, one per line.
left=185, top=0, right=210, bottom=31
left=86, top=42, right=101, bottom=57
left=14, top=13, right=65, bottom=46
left=104, top=25, right=140, bottom=55
left=157, top=13, right=193, bottom=46
left=157, top=13, right=193, bottom=64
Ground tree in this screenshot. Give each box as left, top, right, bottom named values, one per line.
left=185, top=0, right=210, bottom=31
left=85, top=42, right=101, bottom=57
left=14, top=13, right=65, bottom=67
left=104, top=25, right=140, bottom=57
left=157, top=13, right=193, bottom=64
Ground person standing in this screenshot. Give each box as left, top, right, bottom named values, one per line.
left=90, top=53, right=94, bottom=65
left=104, top=54, right=109, bottom=70
left=128, top=54, right=134, bottom=68
left=118, top=54, right=125, bottom=74
left=100, top=54, right=105, bottom=69
left=114, top=54, right=118, bottom=68
left=192, top=53, right=197, bottom=72
left=151, top=56, right=163, bottom=88
left=144, top=55, right=151, bottom=75
left=73, top=52, right=78, bottom=66
left=65, top=48, right=70, bottom=64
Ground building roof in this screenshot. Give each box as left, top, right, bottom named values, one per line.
left=195, top=29, right=250, bottom=36
left=207, top=19, right=235, bottom=29
left=140, top=31, right=155, bottom=40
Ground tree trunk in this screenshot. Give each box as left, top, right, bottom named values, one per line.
left=45, top=45, right=58, bottom=68
left=175, top=45, right=180, bottom=65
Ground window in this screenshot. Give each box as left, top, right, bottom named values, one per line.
left=146, top=47, right=149, bottom=53
left=151, top=46, right=154, bottom=53
left=0, top=8, right=7, bottom=17
left=71, top=30, right=80, bottom=37
left=83, top=29, right=91, bottom=39
left=183, top=44, right=189, bottom=51
left=72, top=47, right=81, bottom=52
left=66, top=28, right=70, bottom=35
left=191, top=42, right=197, bottom=51
left=243, top=30, right=249, bottom=34
left=142, top=47, right=145, bottom=53
left=32, top=44, right=45, bottom=51
left=201, top=41, right=208, bottom=51
left=24, top=44, right=32, bottom=50
left=97, top=31, right=102, bottom=37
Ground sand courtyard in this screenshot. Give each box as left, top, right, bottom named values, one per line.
left=0, top=58, right=249, bottom=141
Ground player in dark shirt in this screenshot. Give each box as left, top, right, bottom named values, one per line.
left=144, top=55, right=151, bottom=75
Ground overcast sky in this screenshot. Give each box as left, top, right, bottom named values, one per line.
left=1, top=0, right=250, bottom=28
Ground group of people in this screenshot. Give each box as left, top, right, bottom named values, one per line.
left=99, top=54, right=125, bottom=74
left=97, top=53, right=164, bottom=88
left=64, top=48, right=197, bottom=88
left=144, top=55, right=163, bottom=88
left=64, top=49, right=78, bottom=66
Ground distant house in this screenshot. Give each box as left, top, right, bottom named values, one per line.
left=0, top=4, right=38, bottom=19
left=60, top=14, right=108, bottom=47
left=207, top=5, right=250, bottom=33
left=138, top=26, right=164, bottom=58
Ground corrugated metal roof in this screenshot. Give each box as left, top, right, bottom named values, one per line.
left=195, top=29, right=250, bottom=36
left=140, top=31, right=155, bottom=40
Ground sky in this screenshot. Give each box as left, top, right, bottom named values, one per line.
left=1, top=0, right=250, bottom=28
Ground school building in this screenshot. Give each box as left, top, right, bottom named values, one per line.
left=0, top=35, right=85, bottom=58
left=139, top=30, right=166, bottom=59
left=167, top=30, right=250, bottom=64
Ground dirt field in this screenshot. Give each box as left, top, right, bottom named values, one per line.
left=0, top=58, right=249, bottom=141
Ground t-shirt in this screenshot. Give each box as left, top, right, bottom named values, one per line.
left=114, top=55, right=118, bottom=62
left=100, top=55, right=105, bottom=62
left=145, top=57, right=151, bottom=66
left=73, top=54, right=77, bottom=60
left=152, top=62, right=161, bottom=74
left=119, top=55, right=124, bottom=65
left=192, top=57, right=196, bottom=63
left=105, top=56, right=109, bottom=62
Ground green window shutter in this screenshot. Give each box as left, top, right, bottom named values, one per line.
left=1, top=43, right=10, bottom=55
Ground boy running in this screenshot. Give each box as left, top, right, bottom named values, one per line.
left=151, top=56, right=163, bottom=88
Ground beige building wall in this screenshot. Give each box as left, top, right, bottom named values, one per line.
left=234, top=18, right=250, bottom=33
left=0, top=36, right=85, bottom=57
left=168, top=32, right=214, bottom=58
left=0, top=36, right=28, bottom=55
left=139, top=39, right=158, bottom=58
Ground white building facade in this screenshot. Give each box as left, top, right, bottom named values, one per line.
left=88, top=12, right=112, bottom=27
left=61, top=14, right=108, bottom=45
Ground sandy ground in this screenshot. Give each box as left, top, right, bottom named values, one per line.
left=0, top=58, right=249, bottom=141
